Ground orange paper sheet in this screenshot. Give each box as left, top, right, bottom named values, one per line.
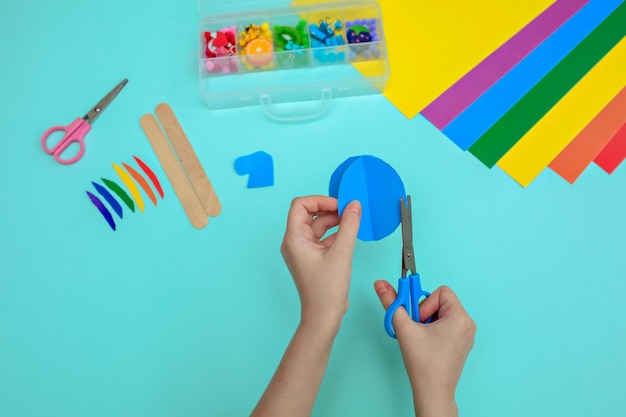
left=549, top=85, right=626, bottom=183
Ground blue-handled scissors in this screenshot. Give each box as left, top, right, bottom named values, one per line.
left=41, top=79, right=128, bottom=164
left=384, top=195, right=432, bottom=339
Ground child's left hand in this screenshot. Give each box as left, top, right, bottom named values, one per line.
left=281, top=196, right=361, bottom=330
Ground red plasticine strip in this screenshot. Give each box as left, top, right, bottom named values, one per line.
left=549, top=86, right=626, bottom=183
left=122, top=162, right=158, bottom=206
left=421, top=0, right=589, bottom=130
left=594, top=123, right=626, bottom=174
left=133, top=156, right=164, bottom=198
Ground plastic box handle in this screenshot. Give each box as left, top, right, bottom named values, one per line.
left=260, top=88, right=332, bottom=122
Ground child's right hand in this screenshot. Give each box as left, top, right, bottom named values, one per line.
left=374, top=283, right=476, bottom=417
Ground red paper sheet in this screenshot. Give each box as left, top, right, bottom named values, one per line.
left=594, top=123, right=626, bottom=174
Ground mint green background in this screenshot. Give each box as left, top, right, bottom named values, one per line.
left=1, top=1, right=626, bottom=416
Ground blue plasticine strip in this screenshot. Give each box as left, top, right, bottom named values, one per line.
left=92, top=181, right=123, bottom=219
left=442, top=0, right=624, bottom=151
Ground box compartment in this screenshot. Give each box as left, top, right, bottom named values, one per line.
left=198, top=1, right=389, bottom=114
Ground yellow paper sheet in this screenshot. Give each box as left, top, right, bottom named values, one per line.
left=292, top=0, right=556, bottom=119
left=497, top=37, right=626, bottom=187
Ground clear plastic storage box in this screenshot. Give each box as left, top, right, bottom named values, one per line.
left=197, top=0, right=389, bottom=119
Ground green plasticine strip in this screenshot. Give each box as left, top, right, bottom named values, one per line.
left=469, top=2, right=626, bottom=168
left=101, top=177, right=135, bottom=212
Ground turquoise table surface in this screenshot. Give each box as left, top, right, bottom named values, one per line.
left=2, top=0, right=626, bottom=416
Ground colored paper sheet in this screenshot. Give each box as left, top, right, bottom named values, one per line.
left=497, top=38, right=626, bottom=186
left=470, top=1, right=626, bottom=168
left=329, top=156, right=358, bottom=198
left=234, top=151, right=274, bottom=188
left=330, top=155, right=405, bottom=241
left=548, top=86, right=626, bottom=183
left=421, top=0, right=589, bottom=130
left=595, top=123, right=626, bottom=174
left=292, top=0, right=555, bottom=119
left=444, top=0, right=624, bottom=151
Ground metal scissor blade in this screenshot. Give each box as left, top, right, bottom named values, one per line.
left=401, top=195, right=416, bottom=277
left=84, top=78, right=128, bottom=124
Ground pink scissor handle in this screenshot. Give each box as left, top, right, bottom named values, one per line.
left=41, top=118, right=91, bottom=164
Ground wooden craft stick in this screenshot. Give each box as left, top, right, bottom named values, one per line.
left=140, top=114, right=208, bottom=229
left=155, top=103, right=222, bottom=217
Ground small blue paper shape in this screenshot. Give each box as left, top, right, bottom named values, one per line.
left=329, top=155, right=406, bottom=241
left=234, top=151, right=274, bottom=188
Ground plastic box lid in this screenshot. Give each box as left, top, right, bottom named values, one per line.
left=197, top=0, right=389, bottom=121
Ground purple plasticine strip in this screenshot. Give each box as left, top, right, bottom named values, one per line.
left=92, top=181, right=123, bottom=219
left=421, top=0, right=590, bottom=130
left=442, top=0, right=624, bottom=151
left=86, top=191, right=116, bottom=231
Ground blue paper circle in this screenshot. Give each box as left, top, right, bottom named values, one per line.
left=329, top=156, right=358, bottom=198
left=329, top=155, right=406, bottom=241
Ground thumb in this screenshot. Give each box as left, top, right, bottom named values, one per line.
left=332, top=200, right=361, bottom=254
left=374, top=280, right=398, bottom=310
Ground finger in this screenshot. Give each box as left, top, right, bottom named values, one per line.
left=418, top=285, right=466, bottom=321
left=374, top=280, right=414, bottom=332
left=320, top=231, right=338, bottom=247
left=373, top=280, right=398, bottom=310
left=311, top=212, right=340, bottom=239
left=329, top=200, right=361, bottom=257
left=286, top=196, right=339, bottom=230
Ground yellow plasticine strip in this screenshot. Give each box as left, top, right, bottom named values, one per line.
left=496, top=37, right=626, bottom=187
left=292, top=0, right=555, bottom=119
left=112, top=163, right=145, bottom=213
left=122, top=162, right=158, bottom=206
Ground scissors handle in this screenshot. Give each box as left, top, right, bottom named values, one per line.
left=384, top=274, right=431, bottom=339
left=41, top=118, right=91, bottom=164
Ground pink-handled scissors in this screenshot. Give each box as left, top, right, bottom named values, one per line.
left=41, top=79, right=128, bottom=164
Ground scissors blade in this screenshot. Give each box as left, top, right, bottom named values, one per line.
left=401, top=195, right=416, bottom=277
left=83, top=78, right=128, bottom=124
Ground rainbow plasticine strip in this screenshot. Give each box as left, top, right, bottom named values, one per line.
left=86, top=156, right=164, bottom=230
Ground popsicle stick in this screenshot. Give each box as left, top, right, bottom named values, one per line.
left=140, top=114, right=208, bottom=229
left=155, top=103, right=222, bottom=217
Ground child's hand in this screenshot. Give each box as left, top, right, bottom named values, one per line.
left=374, top=283, right=476, bottom=417
left=281, top=196, right=361, bottom=330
